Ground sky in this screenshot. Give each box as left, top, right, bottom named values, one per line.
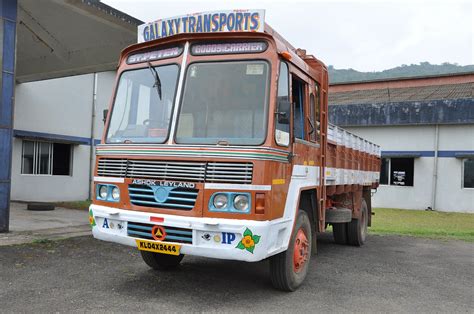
left=102, top=0, right=473, bottom=72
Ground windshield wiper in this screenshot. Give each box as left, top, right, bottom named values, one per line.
left=147, top=61, right=162, bottom=100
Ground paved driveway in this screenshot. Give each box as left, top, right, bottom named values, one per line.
left=0, top=233, right=472, bottom=312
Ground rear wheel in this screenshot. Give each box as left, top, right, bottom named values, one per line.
left=270, top=210, right=312, bottom=291
left=347, top=199, right=368, bottom=246
left=140, top=251, right=184, bottom=270
left=332, top=223, right=348, bottom=244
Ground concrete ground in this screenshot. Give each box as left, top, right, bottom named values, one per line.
left=0, top=233, right=472, bottom=312
left=0, top=202, right=90, bottom=246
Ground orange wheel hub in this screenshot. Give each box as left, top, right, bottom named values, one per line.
left=293, top=229, right=309, bottom=273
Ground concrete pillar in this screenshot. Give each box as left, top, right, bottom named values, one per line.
left=0, top=0, right=17, bottom=233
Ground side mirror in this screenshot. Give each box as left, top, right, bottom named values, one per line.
left=276, top=99, right=291, bottom=124
left=102, top=109, right=109, bottom=125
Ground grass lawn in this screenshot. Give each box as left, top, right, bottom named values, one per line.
left=370, top=208, right=474, bottom=242
left=53, top=200, right=91, bottom=210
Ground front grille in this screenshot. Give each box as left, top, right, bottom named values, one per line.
left=205, top=162, right=253, bottom=183
left=97, top=158, right=127, bottom=177
left=97, top=159, right=253, bottom=184
left=128, top=184, right=198, bottom=210
left=127, top=222, right=193, bottom=244
left=128, top=160, right=206, bottom=182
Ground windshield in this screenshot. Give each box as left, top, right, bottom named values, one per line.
left=176, top=61, right=269, bottom=145
left=106, top=64, right=179, bottom=143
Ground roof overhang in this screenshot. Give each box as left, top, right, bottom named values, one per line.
left=454, top=152, right=474, bottom=158
left=16, top=0, right=143, bottom=83
left=381, top=152, right=423, bottom=158
left=13, top=129, right=91, bottom=145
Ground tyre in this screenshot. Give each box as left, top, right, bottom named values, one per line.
left=347, top=199, right=368, bottom=246
left=270, top=210, right=312, bottom=291
left=332, top=223, right=348, bottom=244
left=27, top=202, right=55, bottom=211
left=140, top=251, right=184, bottom=270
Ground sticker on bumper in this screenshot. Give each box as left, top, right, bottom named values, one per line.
left=89, top=209, right=96, bottom=227
left=236, top=228, right=260, bottom=254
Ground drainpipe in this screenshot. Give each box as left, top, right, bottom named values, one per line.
left=431, top=124, right=439, bottom=210
left=88, top=73, right=98, bottom=200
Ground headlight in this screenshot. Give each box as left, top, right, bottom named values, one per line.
left=99, top=185, right=108, bottom=199
left=111, top=187, right=120, bottom=200
left=233, top=195, right=249, bottom=211
left=213, top=194, right=228, bottom=209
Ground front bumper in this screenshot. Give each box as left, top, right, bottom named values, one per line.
left=89, top=204, right=293, bottom=262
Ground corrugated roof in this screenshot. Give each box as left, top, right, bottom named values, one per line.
left=330, top=71, right=474, bottom=85
left=329, top=82, right=473, bottom=105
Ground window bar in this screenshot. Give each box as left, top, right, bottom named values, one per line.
left=49, top=142, right=53, bottom=175
left=33, top=141, right=38, bottom=175
left=21, top=141, right=25, bottom=174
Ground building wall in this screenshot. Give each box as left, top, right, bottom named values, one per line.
left=11, top=72, right=115, bottom=202
left=346, top=125, right=474, bottom=212
left=435, top=125, right=474, bottom=212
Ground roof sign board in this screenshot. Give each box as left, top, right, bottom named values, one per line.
left=191, top=42, right=267, bottom=55
left=127, top=46, right=183, bottom=64
left=138, top=9, right=265, bottom=43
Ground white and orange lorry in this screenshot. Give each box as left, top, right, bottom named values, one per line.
left=89, top=10, right=381, bottom=291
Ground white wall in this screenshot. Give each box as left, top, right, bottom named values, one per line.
left=11, top=72, right=115, bottom=202
left=15, top=74, right=94, bottom=137
left=94, top=71, right=116, bottom=140
left=436, top=157, right=474, bottom=212
left=435, top=125, right=474, bottom=212
left=346, top=124, right=474, bottom=213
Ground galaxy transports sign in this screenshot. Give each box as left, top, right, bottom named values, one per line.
left=137, top=10, right=265, bottom=43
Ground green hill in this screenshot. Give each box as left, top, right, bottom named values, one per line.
left=329, top=62, right=474, bottom=84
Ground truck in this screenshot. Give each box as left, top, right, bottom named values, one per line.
left=89, top=10, right=381, bottom=291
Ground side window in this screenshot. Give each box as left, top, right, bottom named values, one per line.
left=314, top=84, right=321, bottom=141
left=21, top=140, right=72, bottom=176
left=463, top=158, right=474, bottom=188
left=292, top=77, right=306, bottom=140
left=390, top=158, right=414, bottom=186
left=275, top=62, right=290, bottom=146
left=309, top=93, right=316, bottom=142
left=380, top=157, right=414, bottom=187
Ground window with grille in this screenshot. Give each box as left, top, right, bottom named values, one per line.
left=463, top=159, right=474, bottom=188
left=379, top=157, right=414, bottom=186
left=21, top=140, right=72, bottom=176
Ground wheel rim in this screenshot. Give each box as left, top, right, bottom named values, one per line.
left=293, top=229, right=309, bottom=273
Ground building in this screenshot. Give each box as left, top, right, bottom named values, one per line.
left=10, top=0, right=143, bottom=203
left=0, top=0, right=142, bottom=232
left=329, top=73, right=474, bottom=212
left=12, top=71, right=116, bottom=201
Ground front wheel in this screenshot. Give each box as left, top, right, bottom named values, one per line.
left=269, top=210, right=312, bottom=291
left=140, top=251, right=184, bottom=270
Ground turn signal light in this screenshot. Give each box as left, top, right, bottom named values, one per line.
left=280, top=51, right=292, bottom=61
left=256, top=193, right=265, bottom=215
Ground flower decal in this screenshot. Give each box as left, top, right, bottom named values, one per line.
left=236, top=228, right=260, bottom=253
left=89, top=209, right=96, bottom=227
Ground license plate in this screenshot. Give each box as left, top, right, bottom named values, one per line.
left=135, top=239, right=180, bottom=256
